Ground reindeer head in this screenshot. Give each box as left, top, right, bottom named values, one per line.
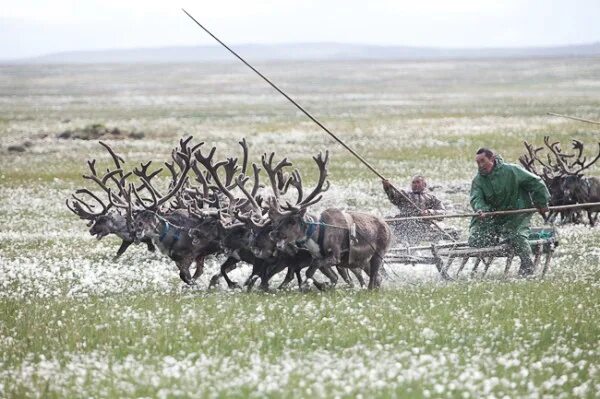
left=132, top=210, right=161, bottom=243
left=268, top=211, right=308, bottom=249
left=66, top=186, right=121, bottom=240
left=89, top=211, right=128, bottom=240
left=562, top=175, right=586, bottom=203
left=188, top=213, right=222, bottom=247
left=265, top=151, right=329, bottom=249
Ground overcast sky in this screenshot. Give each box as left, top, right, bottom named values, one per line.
left=1, top=0, right=599, bottom=59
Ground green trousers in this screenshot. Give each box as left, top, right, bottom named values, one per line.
left=468, top=214, right=533, bottom=260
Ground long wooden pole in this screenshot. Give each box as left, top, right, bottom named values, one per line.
left=547, top=112, right=600, bottom=126
left=181, top=10, right=385, bottom=178
left=181, top=9, right=457, bottom=241
left=384, top=202, right=600, bottom=222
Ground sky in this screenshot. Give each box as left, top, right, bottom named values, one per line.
left=1, top=0, right=599, bottom=59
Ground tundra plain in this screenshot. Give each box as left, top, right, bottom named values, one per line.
left=1, top=58, right=599, bottom=398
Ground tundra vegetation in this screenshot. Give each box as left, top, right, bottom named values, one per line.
left=1, top=59, right=599, bottom=398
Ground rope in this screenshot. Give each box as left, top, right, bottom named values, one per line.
left=384, top=201, right=600, bottom=222
left=547, top=112, right=600, bottom=126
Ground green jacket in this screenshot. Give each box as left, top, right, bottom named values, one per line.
left=470, top=155, right=550, bottom=213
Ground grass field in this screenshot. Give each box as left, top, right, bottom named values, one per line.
left=1, top=58, right=599, bottom=398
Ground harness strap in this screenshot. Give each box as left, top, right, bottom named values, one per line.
left=317, top=216, right=326, bottom=257
left=158, top=219, right=181, bottom=253
left=295, top=215, right=328, bottom=257
left=295, top=215, right=316, bottom=246
left=159, top=221, right=170, bottom=242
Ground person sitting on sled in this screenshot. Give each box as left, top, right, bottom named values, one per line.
left=382, top=175, right=448, bottom=243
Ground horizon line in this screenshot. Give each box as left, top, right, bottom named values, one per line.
left=4, top=41, right=600, bottom=63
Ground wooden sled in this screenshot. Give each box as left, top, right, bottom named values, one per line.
left=385, top=227, right=559, bottom=280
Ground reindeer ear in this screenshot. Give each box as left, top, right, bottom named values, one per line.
left=299, top=208, right=308, bottom=216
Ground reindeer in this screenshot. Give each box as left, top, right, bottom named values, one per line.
left=520, top=137, right=600, bottom=225
left=66, top=142, right=155, bottom=258
left=520, top=138, right=578, bottom=224
left=194, top=149, right=363, bottom=291
left=247, top=152, right=367, bottom=290
left=266, top=151, right=391, bottom=290
left=559, top=140, right=600, bottom=226
left=192, top=155, right=321, bottom=291
left=185, top=140, right=276, bottom=290
left=127, top=137, right=217, bottom=285
left=66, top=191, right=155, bottom=258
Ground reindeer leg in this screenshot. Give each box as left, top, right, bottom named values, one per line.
left=221, top=257, right=241, bottom=289
left=316, top=266, right=338, bottom=291
left=368, top=254, right=383, bottom=289
left=192, top=256, right=204, bottom=280
left=248, top=261, right=269, bottom=292
left=295, top=268, right=303, bottom=287
left=243, top=263, right=259, bottom=289
left=177, top=260, right=194, bottom=286
left=144, top=239, right=156, bottom=252
left=114, top=240, right=133, bottom=259
left=350, top=268, right=366, bottom=287
left=336, top=266, right=354, bottom=288
left=277, top=265, right=298, bottom=290
left=301, top=264, right=320, bottom=292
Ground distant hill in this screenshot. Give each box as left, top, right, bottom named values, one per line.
left=7, top=42, right=600, bottom=64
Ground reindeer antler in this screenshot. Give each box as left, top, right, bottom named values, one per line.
left=298, top=150, right=330, bottom=208
left=567, top=140, right=600, bottom=176
left=195, top=146, right=236, bottom=205
left=66, top=189, right=111, bottom=221
left=234, top=163, right=262, bottom=213
left=130, top=139, right=196, bottom=211
left=261, top=152, right=293, bottom=199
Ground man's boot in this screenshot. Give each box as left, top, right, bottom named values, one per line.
left=518, top=255, right=535, bottom=277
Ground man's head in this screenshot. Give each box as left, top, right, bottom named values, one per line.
left=475, top=148, right=495, bottom=175
left=411, top=175, right=427, bottom=193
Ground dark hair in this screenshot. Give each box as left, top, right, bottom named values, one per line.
left=476, top=148, right=494, bottom=159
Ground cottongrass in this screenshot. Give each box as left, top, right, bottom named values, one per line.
left=2, top=345, right=597, bottom=398
left=2, top=59, right=600, bottom=398
left=1, top=280, right=598, bottom=399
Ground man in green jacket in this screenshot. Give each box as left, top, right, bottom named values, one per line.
left=469, top=148, right=550, bottom=276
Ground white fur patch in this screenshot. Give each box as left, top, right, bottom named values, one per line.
left=304, top=238, right=322, bottom=258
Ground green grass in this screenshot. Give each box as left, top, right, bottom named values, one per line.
left=2, top=281, right=598, bottom=398
left=1, top=59, right=599, bottom=398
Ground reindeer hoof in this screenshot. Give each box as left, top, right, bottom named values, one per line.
left=208, top=274, right=222, bottom=288
left=299, top=280, right=312, bottom=292
left=228, top=282, right=242, bottom=290
left=314, top=281, right=334, bottom=291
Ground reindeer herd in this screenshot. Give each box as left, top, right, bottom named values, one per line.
left=66, top=138, right=391, bottom=291
left=66, top=136, right=599, bottom=290
left=519, top=137, right=600, bottom=226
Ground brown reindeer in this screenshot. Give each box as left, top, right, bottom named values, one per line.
left=267, top=151, right=391, bottom=290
